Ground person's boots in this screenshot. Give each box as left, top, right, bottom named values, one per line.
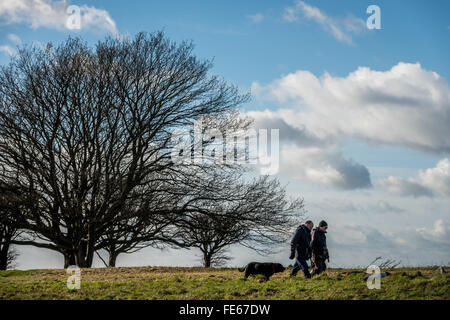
left=304, top=270, right=312, bottom=279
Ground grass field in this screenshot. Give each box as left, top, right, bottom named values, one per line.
left=1, top=266, right=449, bottom=300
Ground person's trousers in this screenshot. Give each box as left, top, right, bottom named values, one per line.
left=311, top=257, right=327, bottom=276
left=291, top=258, right=311, bottom=278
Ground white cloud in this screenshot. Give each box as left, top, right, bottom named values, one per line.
left=248, top=62, right=450, bottom=191
left=247, top=13, right=264, bottom=23
left=280, top=145, right=371, bottom=190
left=378, top=176, right=434, bottom=198
left=378, top=159, right=450, bottom=198
left=247, top=108, right=371, bottom=190
left=248, top=109, right=333, bottom=148
left=251, top=62, right=450, bottom=154
left=419, top=158, right=450, bottom=197
left=0, top=0, right=118, bottom=35
left=417, top=219, right=448, bottom=241
left=283, top=0, right=366, bottom=44
left=0, top=45, right=16, bottom=56
left=247, top=109, right=369, bottom=190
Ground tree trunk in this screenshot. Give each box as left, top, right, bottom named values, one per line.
left=203, top=251, right=212, bottom=268
left=65, top=238, right=95, bottom=268
left=0, top=243, right=9, bottom=270
left=75, top=242, right=95, bottom=268
left=108, top=252, right=118, bottom=267
left=63, top=252, right=76, bottom=268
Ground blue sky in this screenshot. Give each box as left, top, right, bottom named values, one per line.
left=3, top=0, right=447, bottom=169
left=2, top=1, right=449, bottom=81
left=1, top=0, right=449, bottom=268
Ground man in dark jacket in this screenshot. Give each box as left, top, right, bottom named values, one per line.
left=310, top=220, right=329, bottom=276
left=289, top=220, right=313, bottom=278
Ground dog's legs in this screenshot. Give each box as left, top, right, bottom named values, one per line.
left=244, top=267, right=250, bottom=280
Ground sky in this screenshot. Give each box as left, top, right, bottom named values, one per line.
left=0, top=0, right=449, bottom=269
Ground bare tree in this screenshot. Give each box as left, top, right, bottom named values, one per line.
left=96, top=184, right=185, bottom=267
left=0, top=32, right=248, bottom=267
left=95, top=109, right=304, bottom=268
left=94, top=111, right=254, bottom=266
left=176, top=173, right=305, bottom=267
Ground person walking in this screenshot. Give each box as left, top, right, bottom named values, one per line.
left=310, top=220, right=329, bottom=276
left=289, top=220, right=313, bottom=278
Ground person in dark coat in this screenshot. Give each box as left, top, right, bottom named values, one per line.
left=289, top=220, right=313, bottom=278
left=310, top=220, right=329, bottom=276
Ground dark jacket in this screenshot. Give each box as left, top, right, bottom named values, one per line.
left=290, top=225, right=312, bottom=260
left=311, top=228, right=329, bottom=260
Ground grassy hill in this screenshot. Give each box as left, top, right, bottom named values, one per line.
left=1, top=266, right=449, bottom=300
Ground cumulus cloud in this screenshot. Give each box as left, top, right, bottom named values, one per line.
left=245, top=109, right=371, bottom=190
left=248, top=109, right=332, bottom=148
left=419, top=158, right=450, bottom=197
left=281, top=145, right=372, bottom=190
left=282, top=0, right=366, bottom=44
left=248, top=62, right=449, bottom=190
left=409, top=219, right=450, bottom=253
left=247, top=13, right=264, bottom=23
left=378, top=176, right=434, bottom=198
left=0, top=0, right=118, bottom=35
left=417, top=219, right=448, bottom=241
left=378, top=159, right=450, bottom=198
left=251, top=62, right=450, bottom=154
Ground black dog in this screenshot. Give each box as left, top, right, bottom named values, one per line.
left=238, top=262, right=286, bottom=280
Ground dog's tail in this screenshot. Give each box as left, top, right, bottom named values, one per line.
left=238, top=266, right=246, bottom=272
